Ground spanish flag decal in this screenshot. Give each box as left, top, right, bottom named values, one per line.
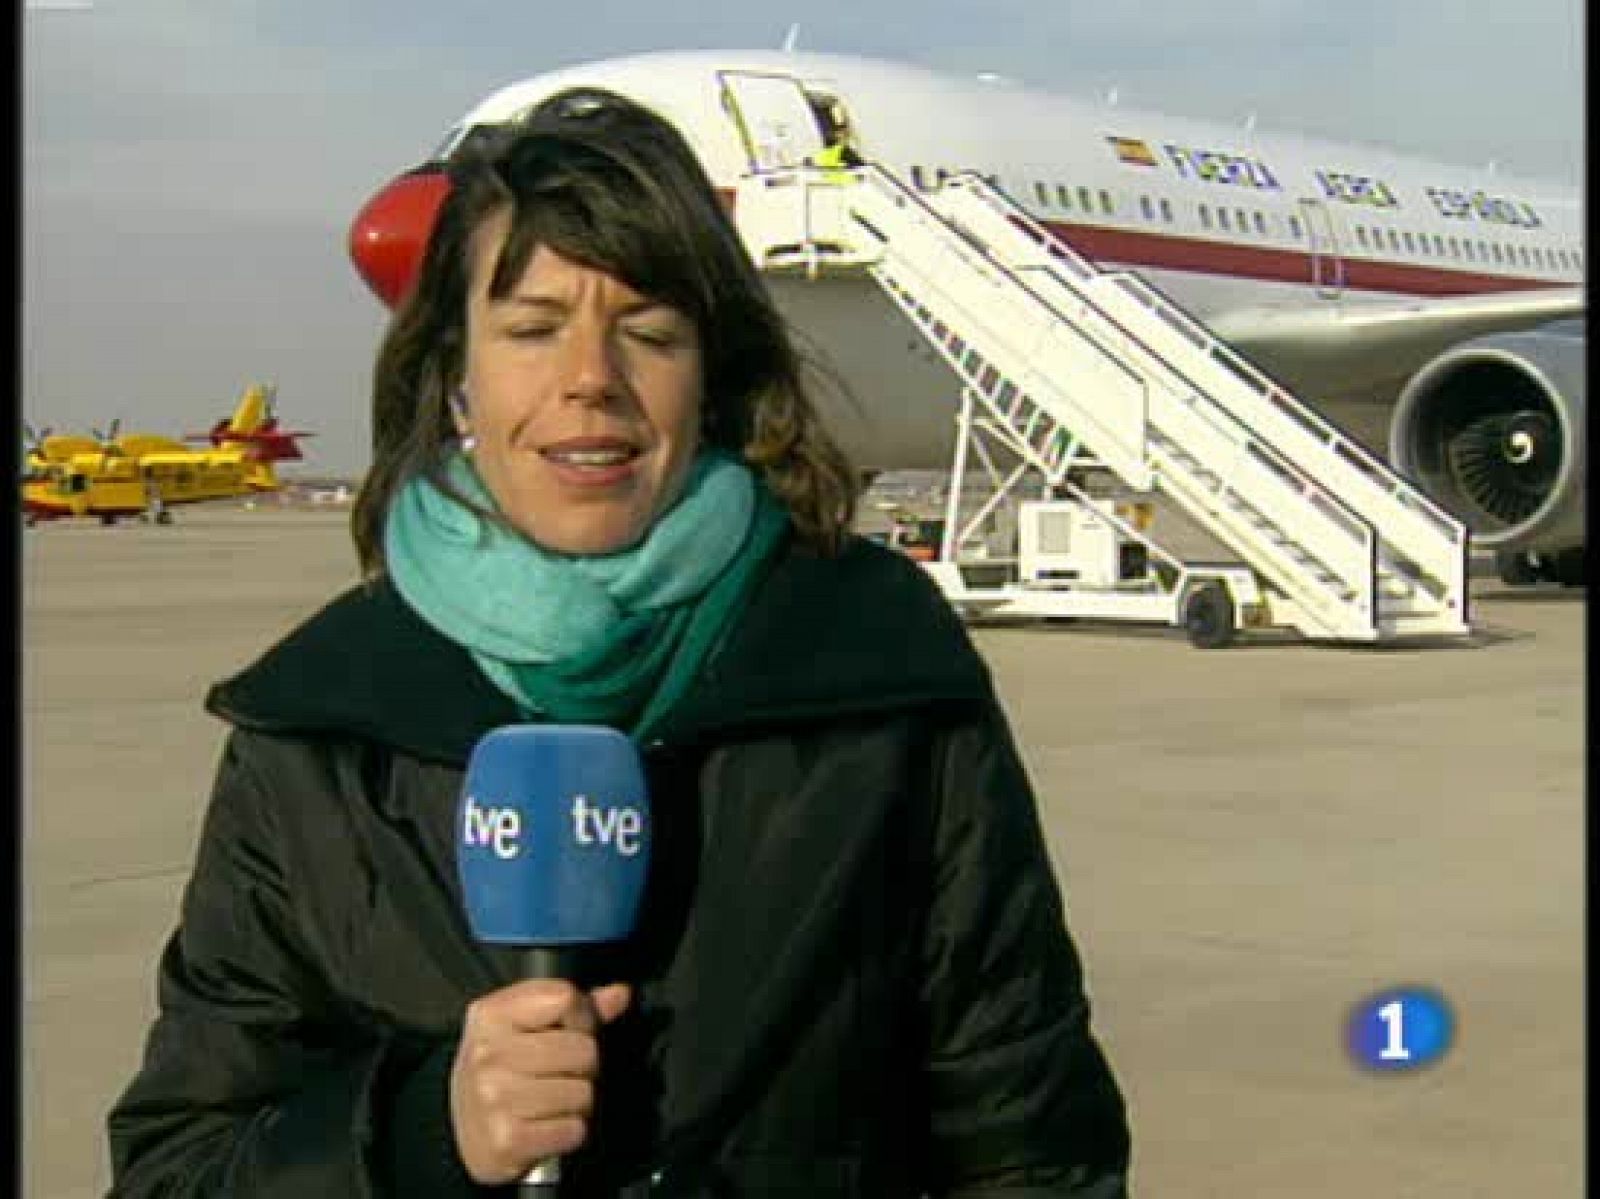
left=1107, top=136, right=1158, bottom=167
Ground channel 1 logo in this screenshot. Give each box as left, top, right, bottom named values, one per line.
left=1346, top=984, right=1455, bottom=1073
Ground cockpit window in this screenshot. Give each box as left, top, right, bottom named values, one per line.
left=429, top=123, right=470, bottom=161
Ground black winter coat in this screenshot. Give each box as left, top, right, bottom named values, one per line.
left=105, top=534, right=1131, bottom=1197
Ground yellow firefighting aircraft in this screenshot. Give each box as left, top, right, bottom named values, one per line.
left=22, top=383, right=312, bottom=526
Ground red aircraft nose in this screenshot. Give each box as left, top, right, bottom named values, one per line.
left=347, top=166, right=451, bottom=308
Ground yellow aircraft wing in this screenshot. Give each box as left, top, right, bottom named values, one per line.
left=115, top=434, right=193, bottom=457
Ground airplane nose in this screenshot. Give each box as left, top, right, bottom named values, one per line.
left=347, top=165, right=451, bottom=308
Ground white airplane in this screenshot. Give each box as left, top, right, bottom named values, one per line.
left=347, top=50, right=1585, bottom=585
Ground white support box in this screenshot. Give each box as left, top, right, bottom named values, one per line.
left=928, top=499, right=1267, bottom=648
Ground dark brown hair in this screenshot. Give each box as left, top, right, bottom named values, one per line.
left=351, top=87, right=860, bottom=574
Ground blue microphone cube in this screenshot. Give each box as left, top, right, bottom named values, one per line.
left=457, top=725, right=650, bottom=946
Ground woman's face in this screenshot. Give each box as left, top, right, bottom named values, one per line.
left=458, top=210, right=704, bottom=555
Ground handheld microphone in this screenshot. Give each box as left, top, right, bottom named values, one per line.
left=456, top=725, right=651, bottom=1196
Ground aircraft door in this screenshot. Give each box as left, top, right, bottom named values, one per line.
left=1297, top=197, right=1345, bottom=298
left=717, top=70, right=826, bottom=172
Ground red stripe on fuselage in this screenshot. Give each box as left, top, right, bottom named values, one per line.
left=715, top=186, right=1568, bottom=298
left=1040, top=220, right=1559, bottom=296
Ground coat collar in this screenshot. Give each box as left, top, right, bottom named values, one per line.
left=205, top=536, right=992, bottom=765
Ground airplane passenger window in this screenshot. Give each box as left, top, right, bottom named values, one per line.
left=1035, top=181, right=1050, bottom=206
left=1433, top=234, right=1445, bottom=256
left=1216, top=208, right=1231, bottom=231
left=1057, top=184, right=1072, bottom=209
left=1388, top=229, right=1402, bottom=252
left=1402, top=231, right=1415, bottom=254
left=1288, top=215, right=1301, bottom=239
left=1448, top=237, right=1460, bottom=258
left=1199, top=205, right=1212, bottom=229
left=1077, top=186, right=1092, bottom=212
left=1140, top=196, right=1155, bottom=221
left=910, top=165, right=928, bottom=191
left=1098, top=190, right=1114, bottom=215
left=1235, top=209, right=1248, bottom=233
left=1160, top=198, right=1173, bottom=222
left=1355, top=227, right=1368, bottom=248
left=1253, top=212, right=1267, bottom=236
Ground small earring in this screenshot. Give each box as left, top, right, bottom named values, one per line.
left=451, top=387, right=475, bottom=452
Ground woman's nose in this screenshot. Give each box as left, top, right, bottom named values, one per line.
left=560, top=322, right=623, bottom=403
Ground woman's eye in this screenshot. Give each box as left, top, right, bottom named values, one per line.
left=627, top=326, right=682, bottom=349
left=507, top=325, right=557, bottom=340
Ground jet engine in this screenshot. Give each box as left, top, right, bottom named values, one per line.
left=1388, top=320, right=1585, bottom=585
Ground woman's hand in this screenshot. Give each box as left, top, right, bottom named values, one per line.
left=449, top=979, right=632, bottom=1186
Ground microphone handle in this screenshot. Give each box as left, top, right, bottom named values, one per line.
left=522, top=945, right=580, bottom=981
left=520, top=945, right=582, bottom=1197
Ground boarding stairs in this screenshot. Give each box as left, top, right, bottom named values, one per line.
left=733, top=165, right=1471, bottom=643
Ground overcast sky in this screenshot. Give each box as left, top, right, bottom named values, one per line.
left=24, top=0, right=1585, bottom=477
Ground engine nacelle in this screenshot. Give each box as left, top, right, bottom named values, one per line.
left=1388, top=320, right=1585, bottom=555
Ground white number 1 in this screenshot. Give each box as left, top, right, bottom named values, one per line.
left=1378, top=1000, right=1412, bottom=1060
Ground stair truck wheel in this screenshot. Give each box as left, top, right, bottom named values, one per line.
left=1183, top=581, right=1236, bottom=649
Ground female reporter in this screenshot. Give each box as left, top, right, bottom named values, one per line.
left=106, top=89, right=1130, bottom=1197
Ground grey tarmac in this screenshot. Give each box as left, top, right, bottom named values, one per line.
left=23, top=507, right=1583, bottom=1198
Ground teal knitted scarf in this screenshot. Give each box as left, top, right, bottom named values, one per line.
left=384, top=448, right=788, bottom=741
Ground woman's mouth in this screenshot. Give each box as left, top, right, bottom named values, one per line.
left=539, top=440, right=642, bottom=486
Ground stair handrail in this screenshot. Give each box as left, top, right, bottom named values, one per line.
left=847, top=169, right=1378, bottom=552
left=862, top=212, right=1381, bottom=635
